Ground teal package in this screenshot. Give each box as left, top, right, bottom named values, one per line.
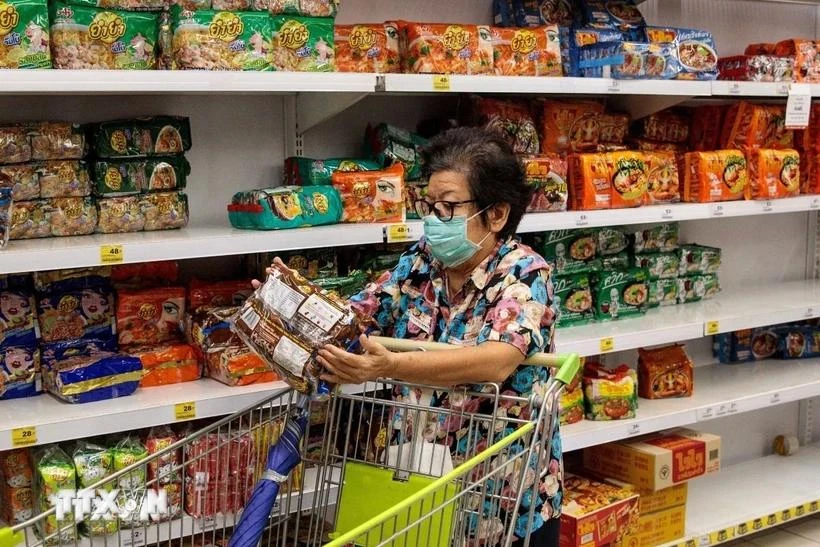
left=228, top=185, right=342, bottom=230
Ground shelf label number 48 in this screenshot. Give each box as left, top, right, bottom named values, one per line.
left=100, top=244, right=124, bottom=264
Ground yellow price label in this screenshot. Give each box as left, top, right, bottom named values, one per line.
left=599, top=337, right=615, bottom=353
left=100, top=244, right=124, bottom=264
left=705, top=321, right=720, bottom=336
left=11, top=426, right=37, bottom=447
left=432, top=75, right=451, bottom=91
left=174, top=401, right=196, bottom=421
left=708, top=528, right=734, bottom=543
left=386, top=223, right=417, bottom=244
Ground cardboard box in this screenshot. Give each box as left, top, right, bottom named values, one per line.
left=605, top=480, right=688, bottom=514
left=617, top=504, right=687, bottom=547
left=560, top=473, right=640, bottom=547
left=583, top=428, right=721, bottom=491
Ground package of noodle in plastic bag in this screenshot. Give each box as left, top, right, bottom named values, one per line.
left=231, top=263, right=371, bottom=396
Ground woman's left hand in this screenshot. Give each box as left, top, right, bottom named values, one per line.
left=316, top=334, right=397, bottom=384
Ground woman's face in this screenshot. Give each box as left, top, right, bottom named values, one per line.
left=81, top=290, right=109, bottom=322
left=0, top=292, right=29, bottom=326
left=427, top=170, right=491, bottom=246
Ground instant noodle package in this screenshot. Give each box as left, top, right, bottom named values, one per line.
left=718, top=55, right=794, bottom=82
left=593, top=268, right=648, bottom=321
left=579, top=41, right=681, bottom=80
left=284, top=156, right=381, bottom=186
left=399, top=22, right=493, bottom=75
left=0, top=449, right=34, bottom=525
left=489, top=25, right=561, bottom=76
left=90, top=116, right=191, bottom=158
left=541, top=100, right=604, bottom=154
left=134, top=342, right=200, bottom=387
left=0, top=0, right=50, bottom=68
left=643, top=151, right=680, bottom=204
left=582, top=361, right=638, bottom=421
left=683, top=150, right=749, bottom=203
left=597, top=113, right=630, bottom=145
left=364, top=123, right=427, bottom=181
left=228, top=185, right=343, bottom=230
left=746, top=148, right=801, bottom=200
left=470, top=96, right=540, bottom=155
left=540, top=229, right=601, bottom=274
left=93, top=156, right=190, bottom=196
left=271, top=15, right=334, bottom=72
left=116, top=286, right=185, bottom=347
left=49, top=2, right=159, bottom=70
left=678, top=244, right=722, bottom=276
left=553, top=273, right=593, bottom=327
left=332, top=163, right=405, bottom=223
left=522, top=154, right=568, bottom=212
left=723, top=102, right=793, bottom=151
left=638, top=344, right=694, bottom=399
left=335, top=23, right=400, bottom=74
left=493, top=0, right=576, bottom=27
left=569, top=153, right=611, bottom=210
left=645, top=26, right=718, bottom=80
left=775, top=39, right=820, bottom=82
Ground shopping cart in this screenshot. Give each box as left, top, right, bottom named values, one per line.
left=0, top=338, right=579, bottom=547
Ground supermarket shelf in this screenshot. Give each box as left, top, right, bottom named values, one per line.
left=556, top=279, right=820, bottom=357
left=659, top=444, right=820, bottom=547
left=0, top=70, right=378, bottom=95
left=0, top=222, right=387, bottom=274
left=562, top=358, right=820, bottom=452
left=0, top=379, right=287, bottom=451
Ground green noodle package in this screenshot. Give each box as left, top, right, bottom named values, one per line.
left=0, top=0, right=51, bottom=69
left=271, top=15, right=334, bottom=72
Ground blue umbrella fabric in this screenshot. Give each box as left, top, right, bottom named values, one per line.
left=229, top=405, right=309, bottom=547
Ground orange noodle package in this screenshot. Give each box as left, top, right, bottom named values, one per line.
left=489, top=25, right=562, bottom=77
left=723, top=102, right=793, bottom=150
left=469, top=96, right=540, bottom=154
left=399, top=22, right=493, bottom=75
left=638, top=344, right=694, bottom=400
left=643, top=151, right=680, bottom=204
left=597, top=113, right=630, bottom=145
left=746, top=148, right=801, bottom=200
left=683, top=150, right=749, bottom=203
left=541, top=100, right=605, bottom=154
left=331, top=163, right=405, bottom=223
left=334, top=23, right=401, bottom=74
left=134, top=342, right=200, bottom=387
left=116, top=287, right=185, bottom=347
left=606, top=151, right=648, bottom=208
left=569, top=153, right=611, bottom=210
left=231, top=263, right=371, bottom=396
left=522, top=154, right=568, bottom=212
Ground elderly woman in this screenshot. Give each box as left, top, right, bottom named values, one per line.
left=316, top=127, right=561, bottom=546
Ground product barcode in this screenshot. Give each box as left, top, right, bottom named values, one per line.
left=709, top=449, right=719, bottom=461
left=240, top=307, right=260, bottom=331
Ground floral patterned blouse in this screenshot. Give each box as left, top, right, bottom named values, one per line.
left=350, top=236, right=561, bottom=540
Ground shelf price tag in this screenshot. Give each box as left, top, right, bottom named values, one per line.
left=386, top=223, right=420, bottom=244
left=196, top=516, right=216, bottom=532
left=806, top=307, right=815, bottom=319
left=704, top=321, right=720, bottom=336
left=123, top=529, right=145, bottom=547
left=607, top=79, right=620, bottom=93
left=728, top=82, right=742, bottom=95
left=697, top=406, right=715, bottom=421
left=786, top=83, right=812, bottom=129
left=626, top=423, right=641, bottom=436
left=599, top=337, right=615, bottom=353
left=575, top=213, right=589, bottom=227
left=761, top=200, right=774, bottom=213
left=174, top=401, right=196, bottom=421
left=810, top=197, right=820, bottom=210
left=769, top=392, right=781, bottom=405
left=711, top=204, right=725, bottom=217
left=432, top=75, right=450, bottom=91
left=11, top=426, right=37, bottom=447
left=708, top=529, right=733, bottom=544
left=100, top=244, right=124, bottom=264
left=661, top=208, right=674, bottom=220
left=776, top=83, right=790, bottom=95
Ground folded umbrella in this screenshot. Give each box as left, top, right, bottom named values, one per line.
left=229, top=403, right=309, bottom=547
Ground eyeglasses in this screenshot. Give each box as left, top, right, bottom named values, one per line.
left=413, top=199, right=477, bottom=222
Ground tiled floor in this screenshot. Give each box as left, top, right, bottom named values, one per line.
left=724, top=514, right=820, bottom=546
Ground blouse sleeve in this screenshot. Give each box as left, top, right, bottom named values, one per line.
left=349, top=244, right=421, bottom=333
left=477, top=258, right=557, bottom=358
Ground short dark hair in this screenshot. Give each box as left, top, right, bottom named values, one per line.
left=423, top=127, right=530, bottom=239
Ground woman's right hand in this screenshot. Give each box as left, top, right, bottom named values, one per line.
left=251, top=257, right=295, bottom=289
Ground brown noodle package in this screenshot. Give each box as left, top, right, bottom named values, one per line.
left=637, top=344, right=694, bottom=399
left=231, top=263, right=368, bottom=395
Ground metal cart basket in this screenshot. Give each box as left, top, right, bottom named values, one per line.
left=0, top=338, right=579, bottom=547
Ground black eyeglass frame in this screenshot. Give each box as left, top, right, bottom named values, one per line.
left=413, top=199, right=478, bottom=222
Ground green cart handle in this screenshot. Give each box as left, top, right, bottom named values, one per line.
left=0, top=527, right=23, bottom=547
left=369, top=336, right=581, bottom=386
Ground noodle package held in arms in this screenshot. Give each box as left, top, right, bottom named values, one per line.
left=231, top=263, right=371, bottom=396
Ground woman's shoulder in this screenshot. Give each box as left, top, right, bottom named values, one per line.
left=497, top=239, right=551, bottom=277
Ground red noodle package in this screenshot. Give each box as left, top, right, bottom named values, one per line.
left=188, top=279, right=253, bottom=311
left=117, top=287, right=186, bottom=347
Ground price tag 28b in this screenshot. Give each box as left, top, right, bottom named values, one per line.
left=175, top=401, right=196, bottom=421
left=12, top=426, right=37, bottom=447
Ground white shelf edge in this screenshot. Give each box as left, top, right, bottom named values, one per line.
left=0, top=379, right=287, bottom=451
left=562, top=358, right=820, bottom=452
left=658, top=445, right=820, bottom=547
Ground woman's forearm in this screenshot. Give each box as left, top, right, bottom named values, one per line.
left=388, top=341, right=523, bottom=385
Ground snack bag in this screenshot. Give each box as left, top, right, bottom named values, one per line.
left=559, top=383, right=584, bottom=425
left=0, top=164, right=39, bottom=201
left=569, top=153, right=611, bottom=210
left=579, top=41, right=681, bottom=79
left=602, top=252, right=629, bottom=270
left=49, top=197, right=97, bottom=237
left=643, top=151, right=680, bottom=204
left=32, top=446, right=77, bottom=544
left=332, top=163, right=405, bottom=223
left=553, top=273, right=593, bottom=327
left=9, top=199, right=51, bottom=240
left=607, top=150, right=648, bottom=208
left=0, top=286, right=39, bottom=348
left=96, top=195, right=145, bottom=233
left=334, top=23, right=400, bottom=74
left=35, top=161, right=92, bottom=199
left=775, top=39, right=820, bottom=82
left=593, top=268, right=648, bottom=321
left=598, top=113, right=630, bottom=144
left=780, top=325, right=820, bottom=359
left=228, top=186, right=343, bottom=230
left=746, top=148, right=800, bottom=200
left=632, top=223, right=679, bottom=254
left=135, top=342, right=200, bottom=387
left=0, top=346, right=41, bottom=400
left=0, top=188, right=11, bottom=249
left=364, top=123, right=428, bottom=181
left=633, top=252, right=680, bottom=280
left=489, top=25, right=562, bottom=76
left=268, top=0, right=336, bottom=17
left=583, top=362, right=638, bottom=421
left=144, top=425, right=181, bottom=486
left=117, top=287, right=185, bottom=346
left=42, top=352, right=142, bottom=403
left=189, top=279, right=253, bottom=310
left=723, top=102, right=793, bottom=151
left=37, top=284, right=115, bottom=343
left=271, top=15, right=334, bottom=72
left=677, top=245, right=721, bottom=276
left=90, top=116, right=192, bottom=158
left=677, top=274, right=720, bottom=304
left=232, top=263, right=367, bottom=395
left=112, top=261, right=179, bottom=288
left=597, top=227, right=628, bottom=256
left=49, top=2, right=159, bottom=70
left=522, top=154, right=568, bottom=212
left=399, top=22, right=493, bottom=75
left=93, top=156, right=190, bottom=196
left=0, top=0, right=51, bottom=69
left=171, top=8, right=272, bottom=71
left=689, top=105, right=725, bottom=151
left=111, top=436, right=148, bottom=529
left=1, top=485, right=33, bottom=524
left=470, top=97, right=540, bottom=154
left=140, top=191, right=188, bottom=231
left=648, top=277, right=677, bottom=308
left=541, top=100, right=604, bottom=154
left=638, top=344, right=694, bottom=399
left=540, top=229, right=600, bottom=274
left=683, top=150, right=748, bottom=203
left=285, top=157, right=382, bottom=186
left=0, top=125, right=32, bottom=164
left=71, top=441, right=118, bottom=536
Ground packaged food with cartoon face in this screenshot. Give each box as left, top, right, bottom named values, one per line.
left=139, top=191, right=188, bottom=231
left=0, top=287, right=38, bottom=348
left=638, top=344, right=694, bottom=399
left=643, top=151, right=680, bottom=204
left=677, top=273, right=720, bottom=303
left=541, top=229, right=601, bottom=274
left=646, top=26, right=718, bottom=80
left=747, top=148, right=800, bottom=200
left=9, top=199, right=51, bottom=240
left=594, top=268, right=648, bottom=321
left=49, top=2, right=159, bottom=70
left=490, top=25, right=562, bottom=76
left=553, top=273, right=593, bottom=327
left=607, top=150, right=648, bottom=208
left=471, top=97, right=540, bottom=155
left=399, top=22, right=493, bottom=75
left=284, top=157, right=382, bottom=186
left=90, top=116, right=191, bottom=158
left=0, top=0, right=51, bottom=69
left=648, top=277, right=677, bottom=308
left=37, top=284, right=115, bottom=343
left=335, top=23, right=400, bottom=73
left=0, top=345, right=40, bottom=400
left=332, top=163, right=405, bottom=223
left=271, top=14, right=333, bottom=72
left=634, top=252, right=680, bottom=280
left=632, top=223, right=679, bottom=254
left=227, top=185, right=343, bottom=230
left=93, top=156, right=190, bottom=196
left=117, top=286, right=185, bottom=346
left=49, top=197, right=97, bottom=237
left=677, top=244, right=721, bottom=276
left=683, top=150, right=749, bottom=203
